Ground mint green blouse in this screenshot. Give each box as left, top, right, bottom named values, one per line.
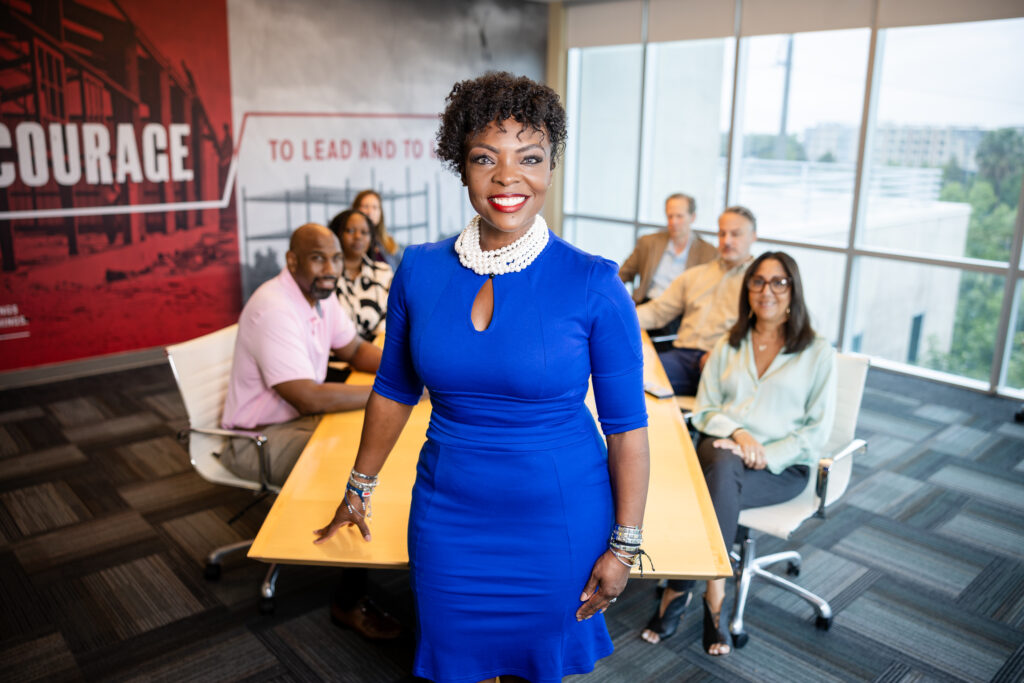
left=690, top=333, right=837, bottom=474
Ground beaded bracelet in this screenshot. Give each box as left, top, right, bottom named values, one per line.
left=346, top=469, right=379, bottom=519
left=609, top=540, right=640, bottom=555
left=610, top=547, right=655, bottom=576
left=608, top=524, right=652, bottom=575
left=611, top=524, right=643, bottom=545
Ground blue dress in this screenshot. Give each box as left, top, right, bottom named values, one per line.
left=373, top=232, right=647, bottom=683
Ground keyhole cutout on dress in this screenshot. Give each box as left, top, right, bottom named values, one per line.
left=471, top=276, right=495, bottom=331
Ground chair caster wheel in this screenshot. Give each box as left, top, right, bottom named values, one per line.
left=786, top=562, right=800, bottom=577
left=731, top=631, right=749, bottom=648
left=815, top=615, right=832, bottom=630
left=259, top=597, right=275, bottom=615
left=203, top=563, right=221, bottom=581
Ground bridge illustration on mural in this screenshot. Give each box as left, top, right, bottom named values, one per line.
left=239, top=171, right=456, bottom=299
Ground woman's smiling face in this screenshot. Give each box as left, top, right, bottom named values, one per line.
left=464, top=118, right=551, bottom=246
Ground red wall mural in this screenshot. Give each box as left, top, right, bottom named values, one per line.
left=0, top=0, right=239, bottom=371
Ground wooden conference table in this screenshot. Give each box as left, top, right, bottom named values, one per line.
left=249, top=334, right=731, bottom=580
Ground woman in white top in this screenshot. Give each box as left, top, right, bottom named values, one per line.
left=641, top=250, right=836, bottom=656
left=329, top=209, right=394, bottom=341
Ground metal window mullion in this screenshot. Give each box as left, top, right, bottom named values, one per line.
left=631, top=0, right=650, bottom=245
left=723, top=0, right=744, bottom=211
left=991, top=173, right=1024, bottom=389
left=837, top=0, right=882, bottom=352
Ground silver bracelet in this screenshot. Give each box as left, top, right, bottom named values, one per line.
left=610, top=523, right=643, bottom=545
left=610, top=549, right=637, bottom=568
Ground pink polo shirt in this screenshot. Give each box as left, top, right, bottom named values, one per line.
left=222, top=268, right=357, bottom=429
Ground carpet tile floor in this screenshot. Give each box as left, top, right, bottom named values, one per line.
left=0, top=363, right=1022, bottom=682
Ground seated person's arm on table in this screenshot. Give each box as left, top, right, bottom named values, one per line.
left=274, top=337, right=382, bottom=415
left=635, top=273, right=686, bottom=329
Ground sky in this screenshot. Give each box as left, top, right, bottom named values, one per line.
left=736, top=17, right=1024, bottom=135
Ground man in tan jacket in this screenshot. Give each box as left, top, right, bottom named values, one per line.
left=637, top=206, right=757, bottom=396
left=619, top=193, right=718, bottom=305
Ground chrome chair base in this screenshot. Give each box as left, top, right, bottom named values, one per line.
left=729, top=533, right=832, bottom=648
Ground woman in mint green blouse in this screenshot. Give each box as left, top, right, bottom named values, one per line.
left=641, top=251, right=836, bottom=656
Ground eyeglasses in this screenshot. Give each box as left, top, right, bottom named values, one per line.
left=747, top=276, right=791, bottom=293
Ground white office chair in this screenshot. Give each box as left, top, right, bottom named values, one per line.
left=165, top=324, right=282, bottom=614
left=728, top=353, right=870, bottom=647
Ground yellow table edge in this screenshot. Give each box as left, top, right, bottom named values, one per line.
left=249, top=332, right=731, bottom=580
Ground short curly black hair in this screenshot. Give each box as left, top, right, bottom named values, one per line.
left=436, top=71, right=566, bottom=182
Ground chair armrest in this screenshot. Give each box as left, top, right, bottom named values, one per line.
left=814, top=438, right=867, bottom=518
left=190, top=426, right=268, bottom=444
left=178, top=426, right=273, bottom=490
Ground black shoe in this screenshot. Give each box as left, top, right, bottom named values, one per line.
left=330, top=596, right=401, bottom=640
left=701, top=595, right=732, bottom=655
left=642, top=589, right=692, bottom=642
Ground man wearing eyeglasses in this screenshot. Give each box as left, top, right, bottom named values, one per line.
left=636, top=206, right=757, bottom=396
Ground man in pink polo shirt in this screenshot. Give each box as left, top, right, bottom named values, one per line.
left=221, top=223, right=398, bottom=640
left=221, top=222, right=382, bottom=485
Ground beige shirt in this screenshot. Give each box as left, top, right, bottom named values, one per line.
left=636, top=256, right=753, bottom=351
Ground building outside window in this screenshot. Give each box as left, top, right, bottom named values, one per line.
left=561, top=4, right=1024, bottom=398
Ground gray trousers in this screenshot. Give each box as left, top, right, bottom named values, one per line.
left=221, top=415, right=322, bottom=487
left=667, top=434, right=809, bottom=592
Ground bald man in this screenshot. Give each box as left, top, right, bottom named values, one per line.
left=222, top=222, right=381, bottom=483
left=221, top=224, right=397, bottom=640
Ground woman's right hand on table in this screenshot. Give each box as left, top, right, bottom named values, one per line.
left=313, top=490, right=372, bottom=543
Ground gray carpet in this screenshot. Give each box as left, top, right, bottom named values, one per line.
left=1, top=363, right=1022, bottom=682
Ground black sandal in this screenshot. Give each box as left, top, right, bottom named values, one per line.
left=702, top=595, right=732, bottom=655
left=642, top=589, right=692, bottom=642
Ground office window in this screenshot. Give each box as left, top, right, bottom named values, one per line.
left=861, top=18, right=1024, bottom=262
left=563, top=217, right=636, bottom=265
left=850, top=257, right=1005, bottom=382
left=637, top=38, right=735, bottom=228
left=565, top=45, right=643, bottom=222
left=731, top=29, right=870, bottom=244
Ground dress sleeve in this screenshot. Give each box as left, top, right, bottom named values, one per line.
left=763, top=340, right=837, bottom=474
left=588, top=258, right=648, bottom=435
left=372, top=247, right=424, bottom=405
left=690, top=337, right=744, bottom=438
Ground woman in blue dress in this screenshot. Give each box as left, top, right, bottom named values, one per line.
left=315, top=72, right=651, bottom=683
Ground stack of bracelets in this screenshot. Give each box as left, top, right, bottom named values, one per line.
left=346, top=468, right=379, bottom=519
left=609, top=524, right=653, bottom=575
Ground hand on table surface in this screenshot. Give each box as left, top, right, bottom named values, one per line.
left=314, top=490, right=372, bottom=543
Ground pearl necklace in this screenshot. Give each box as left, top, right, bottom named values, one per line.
left=454, top=214, right=549, bottom=276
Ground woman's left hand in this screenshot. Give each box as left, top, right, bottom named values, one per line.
left=576, top=550, right=631, bottom=621
left=731, top=429, right=767, bottom=470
